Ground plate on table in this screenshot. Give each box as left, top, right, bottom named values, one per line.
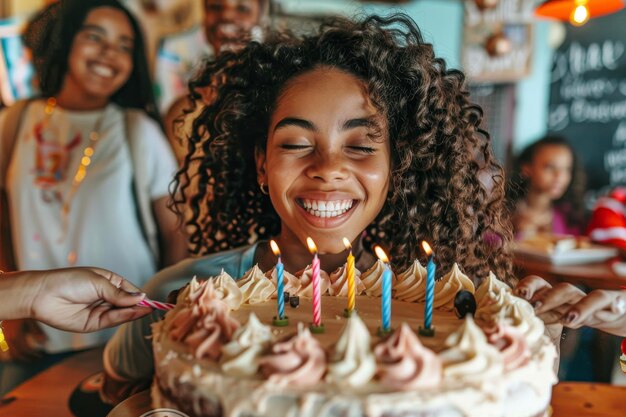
left=513, top=234, right=618, bottom=265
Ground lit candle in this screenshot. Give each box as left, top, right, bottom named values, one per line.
left=270, top=240, right=288, bottom=326
left=420, top=241, right=436, bottom=337
left=374, top=245, right=392, bottom=334
left=307, top=237, right=324, bottom=332
left=343, top=237, right=356, bottom=316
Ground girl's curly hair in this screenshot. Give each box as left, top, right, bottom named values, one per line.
left=172, top=13, right=514, bottom=285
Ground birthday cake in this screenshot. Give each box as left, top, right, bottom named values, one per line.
left=151, top=261, right=557, bottom=417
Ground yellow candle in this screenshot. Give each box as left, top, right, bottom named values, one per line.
left=343, top=238, right=356, bottom=312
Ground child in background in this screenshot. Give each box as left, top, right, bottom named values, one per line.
left=101, top=14, right=626, bottom=402
left=162, top=0, right=270, bottom=163
left=508, top=135, right=587, bottom=239
left=0, top=0, right=186, bottom=395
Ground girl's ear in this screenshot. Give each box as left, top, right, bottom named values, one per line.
left=520, top=164, right=531, bottom=179
left=255, top=147, right=268, bottom=185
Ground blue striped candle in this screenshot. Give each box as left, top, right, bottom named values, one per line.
left=422, top=241, right=436, bottom=330
left=270, top=240, right=285, bottom=320
left=374, top=245, right=392, bottom=332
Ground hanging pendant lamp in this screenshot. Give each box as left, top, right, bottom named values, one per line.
left=535, top=0, right=625, bottom=26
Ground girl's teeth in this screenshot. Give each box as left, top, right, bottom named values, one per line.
left=92, top=65, right=114, bottom=77
left=301, top=199, right=354, bottom=218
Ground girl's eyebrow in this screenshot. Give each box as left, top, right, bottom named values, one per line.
left=273, top=116, right=377, bottom=133
left=80, top=24, right=135, bottom=42
left=342, top=117, right=377, bottom=130
left=273, top=117, right=316, bottom=132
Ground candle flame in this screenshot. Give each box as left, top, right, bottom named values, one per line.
left=306, top=237, right=318, bottom=254
left=373, top=245, right=389, bottom=263
left=422, top=241, right=434, bottom=256
left=270, top=240, right=281, bottom=257
left=342, top=237, right=352, bottom=251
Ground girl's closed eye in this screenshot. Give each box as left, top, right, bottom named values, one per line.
left=279, top=143, right=313, bottom=153
left=346, top=145, right=376, bottom=155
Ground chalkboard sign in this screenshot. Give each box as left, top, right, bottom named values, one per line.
left=548, top=9, right=626, bottom=194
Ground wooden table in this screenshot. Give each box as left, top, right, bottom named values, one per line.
left=0, top=347, right=103, bottom=417
left=551, top=382, right=626, bottom=416
left=514, top=257, right=626, bottom=290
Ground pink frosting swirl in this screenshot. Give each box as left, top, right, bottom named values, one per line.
left=168, top=280, right=240, bottom=361
left=484, top=323, right=530, bottom=372
left=374, top=323, right=442, bottom=390
left=259, top=324, right=327, bottom=387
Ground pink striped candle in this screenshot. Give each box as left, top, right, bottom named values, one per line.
left=137, top=299, right=175, bottom=311
left=307, top=237, right=323, bottom=331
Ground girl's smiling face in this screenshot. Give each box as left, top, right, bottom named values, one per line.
left=63, top=7, right=134, bottom=105
left=257, top=67, right=391, bottom=255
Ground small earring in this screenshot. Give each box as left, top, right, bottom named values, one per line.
left=259, top=182, right=269, bottom=195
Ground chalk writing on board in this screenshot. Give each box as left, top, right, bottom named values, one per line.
left=548, top=11, right=626, bottom=194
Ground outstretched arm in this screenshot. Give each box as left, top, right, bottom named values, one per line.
left=0, top=267, right=150, bottom=332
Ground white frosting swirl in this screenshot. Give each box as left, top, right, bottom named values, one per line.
left=212, top=269, right=244, bottom=310
left=475, top=271, right=511, bottom=309
left=237, top=264, right=275, bottom=304
left=440, top=316, right=503, bottom=383
left=501, top=296, right=545, bottom=351
left=475, top=290, right=544, bottom=351
left=474, top=287, right=512, bottom=324
left=434, top=263, right=475, bottom=311
left=220, top=313, right=273, bottom=377
left=393, top=259, right=427, bottom=302
left=326, top=312, right=376, bottom=387
left=361, top=259, right=395, bottom=297
left=295, top=265, right=330, bottom=298
left=329, top=264, right=365, bottom=297
left=265, top=267, right=301, bottom=298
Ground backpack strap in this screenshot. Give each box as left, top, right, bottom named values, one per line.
left=125, top=109, right=160, bottom=264
left=0, top=99, right=31, bottom=272
left=1, top=99, right=30, bottom=189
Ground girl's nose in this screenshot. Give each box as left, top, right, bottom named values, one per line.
left=306, top=152, right=349, bottom=183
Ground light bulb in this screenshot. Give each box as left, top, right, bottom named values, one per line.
left=570, top=4, right=590, bottom=26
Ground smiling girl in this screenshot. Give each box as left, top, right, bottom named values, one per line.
left=0, top=0, right=185, bottom=394
left=100, top=13, right=515, bottom=401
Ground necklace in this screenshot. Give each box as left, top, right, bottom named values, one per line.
left=37, top=97, right=107, bottom=250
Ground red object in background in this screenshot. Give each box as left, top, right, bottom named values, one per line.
left=536, top=0, right=625, bottom=21
left=586, top=192, right=626, bottom=251
left=622, top=338, right=626, bottom=356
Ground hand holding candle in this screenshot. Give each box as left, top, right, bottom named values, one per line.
left=420, top=241, right=436, bottom=336
left=270, top=240, right=288, bottom=326
left=374, top=245, right=392, bottom=335
left=307, top=237, right=324, bottom=332
left=343, top=237, right=356, bottom=316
